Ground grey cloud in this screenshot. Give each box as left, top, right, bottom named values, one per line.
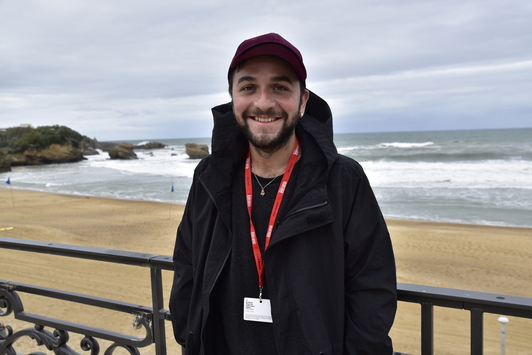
left=1, top=0, right=531, bottom=140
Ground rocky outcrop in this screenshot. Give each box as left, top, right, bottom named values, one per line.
left=108, top=143, right=138, bottom=160
left=0, top=153, right=11, bottom=173
left=5, top=153, right=26, bottom=167
left=82, top=146, right=100, bottom=156
left=80, top=139, right=120, bottom=152
left=8, top=144, right=85, bottom=166
left=134, top=142, right=166, bottom=149
left=95, top=141, right=120, bottom=152
left=185, top=143, right=209, bottom=159
left=82, top=140, right=166, bottom=153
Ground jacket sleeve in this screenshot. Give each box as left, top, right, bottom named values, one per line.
left=169, top=174, right=197, bottom=346
left=342, top=165, right=397, bottom=354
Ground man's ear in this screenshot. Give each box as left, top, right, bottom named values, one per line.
left=299, top=89, right=310, bottom=117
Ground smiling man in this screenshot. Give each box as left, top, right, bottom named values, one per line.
left=232, top=55, right=308, bottom=159
left=170, top=33, right=397, bottom=355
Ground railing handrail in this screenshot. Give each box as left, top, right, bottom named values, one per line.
left=398, top=282, right=532, bottom=316
left=0, top=236, right=174, bottom=269
left=2, top=236, right=532, bottom=355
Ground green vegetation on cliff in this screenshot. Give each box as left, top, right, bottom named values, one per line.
left=0, top=125, right=90, bottom=153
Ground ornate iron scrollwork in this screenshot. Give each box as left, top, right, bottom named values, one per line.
left=1, top=323, right=141, bottom=355
left=1, top=287, right=149, bottom=355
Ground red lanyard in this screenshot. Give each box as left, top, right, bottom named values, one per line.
left=244, top=137, right=300, bottom=299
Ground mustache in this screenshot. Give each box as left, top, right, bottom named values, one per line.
left=243, top=108, right=288, bottom=119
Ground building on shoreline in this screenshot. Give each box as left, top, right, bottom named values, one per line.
left=0, top=124, right=34, bottom=132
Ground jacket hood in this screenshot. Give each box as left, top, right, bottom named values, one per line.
left=209, top=90, right=338, bottom=171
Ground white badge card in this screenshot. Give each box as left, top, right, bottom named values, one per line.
left=243, top=297, right=273, bottom=323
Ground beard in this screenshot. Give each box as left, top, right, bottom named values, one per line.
left=234, top=106, right=300, bottom=155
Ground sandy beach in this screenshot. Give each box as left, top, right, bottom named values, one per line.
left=1, top=189, right=531, bottom=354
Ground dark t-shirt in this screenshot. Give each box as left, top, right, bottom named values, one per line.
left=213, top=161, right=300, bottom=354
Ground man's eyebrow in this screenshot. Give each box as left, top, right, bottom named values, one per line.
left=237, top=76, right=255, bottom=84
left=271, top=75, right=294, bottom=84
left=236, top=75, right=295, bottom=85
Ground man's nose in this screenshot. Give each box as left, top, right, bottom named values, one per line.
left=254, top=88, right=275, bottom=111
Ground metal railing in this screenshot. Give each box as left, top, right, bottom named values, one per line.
left=398, top=282, right=532, bottom=354
left=0, top=236, right=173, bottom=355
left=1, top=236, right=532, bottom=355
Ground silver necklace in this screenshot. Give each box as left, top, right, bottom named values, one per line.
left=253, top=173, right=278, bottom=197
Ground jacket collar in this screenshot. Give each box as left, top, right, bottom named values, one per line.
left=209, top=90, right=338, bottom=171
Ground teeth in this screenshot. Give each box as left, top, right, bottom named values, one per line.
left=255, top=117, right=277, bottom=123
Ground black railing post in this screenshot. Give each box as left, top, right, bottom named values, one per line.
left=420, top=302, right=434, bottom=355
left=470, top=308, right=483, bottom=355
left=151, top=266, right=167, bottom=355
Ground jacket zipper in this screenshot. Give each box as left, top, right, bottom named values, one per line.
left=199, top=177, right=233, bottom=351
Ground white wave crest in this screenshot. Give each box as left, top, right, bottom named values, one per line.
left=380, top=142, right=434, bottom=148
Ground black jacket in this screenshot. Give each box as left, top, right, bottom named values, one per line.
left=170, top=91, right=397, bottom=354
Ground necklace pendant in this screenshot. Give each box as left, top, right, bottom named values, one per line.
left=260, top=189, right=265, bottom=197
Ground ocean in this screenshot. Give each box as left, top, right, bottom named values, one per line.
left=2, top=128, right=531, bottom=228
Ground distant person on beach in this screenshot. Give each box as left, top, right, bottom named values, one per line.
left=169, top=33, right=396, bottom=354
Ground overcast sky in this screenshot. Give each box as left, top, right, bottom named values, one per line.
left=1, top=0, right=531, bottom=141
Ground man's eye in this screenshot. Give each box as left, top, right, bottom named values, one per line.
left=241, top=85, right=254, bottom=91
left=274, top=85, right=288, bottom=91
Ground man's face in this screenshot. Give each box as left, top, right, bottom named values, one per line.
left=231, top=55, right=309, bottom=154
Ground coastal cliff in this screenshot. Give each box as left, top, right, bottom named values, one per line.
left=9, top=144, right=84, bottom=166
left=0, top=125, right=166, bottom=168
left=0, top=152, right=10, bottom=173
left=1, top=125, right=87, bottom=168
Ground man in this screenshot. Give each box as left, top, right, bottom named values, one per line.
left=170, top=33, right=396, bottom=354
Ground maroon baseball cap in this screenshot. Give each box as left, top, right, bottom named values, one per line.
left=228, top=33, right=307, bottom=82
